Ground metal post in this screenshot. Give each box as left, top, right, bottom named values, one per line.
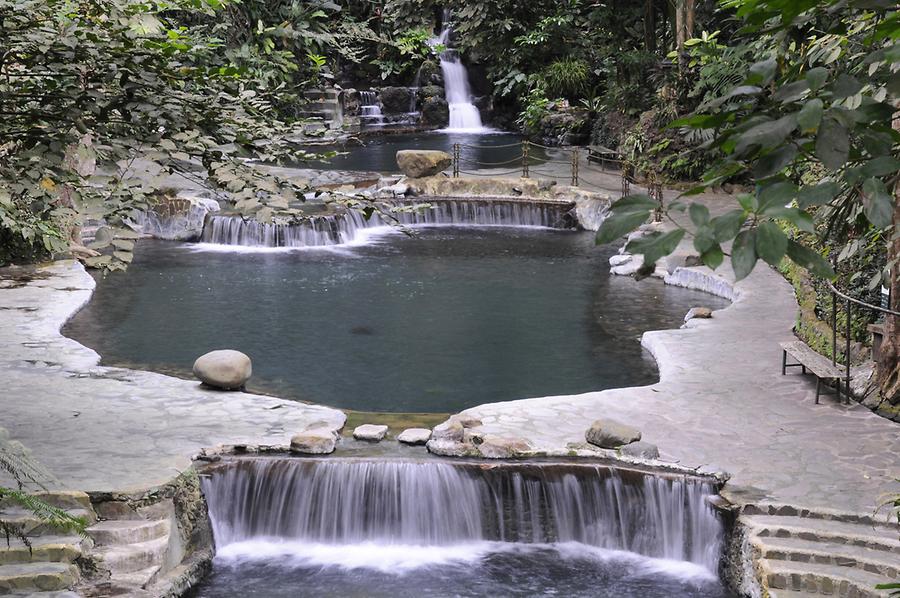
left=571, top=149, right=579, bottom=186
left=452, top=143, right=460, bottom=178
left=831, top=290, right=837, bottom=367
left=845, top=298, right=851, bottom=404
left=522, top=140, right=530, bottom=178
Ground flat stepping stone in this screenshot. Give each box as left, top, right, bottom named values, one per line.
left=0, top=562, right=79, bottom=592
left=87, top=518, right=169, bottom=545
left=760, top=557, right=894, bottom=596
left=754, top=535, right=900, bottom=579
left=397, top=428, right=431, bottom=445
left=0, top=535, right=86, bottom=566
left=353, top=424, right=388, bottom=441
left=743, top=515, right=900, bottom=552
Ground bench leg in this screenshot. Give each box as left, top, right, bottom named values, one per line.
left=815, top=377, right=821, bottom=404
left=782, top=350, right=787, bottom=375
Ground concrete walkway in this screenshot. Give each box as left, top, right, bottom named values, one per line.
left=0, top=263, right=345, bottom=493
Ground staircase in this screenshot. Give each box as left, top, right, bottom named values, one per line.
left=742, top=506, right=899, bottom=597
left=300, top=89, right=343, bottom=132
left=84, top=511, right=173, bottom=596
left=0, top=491, right=95, bottom=596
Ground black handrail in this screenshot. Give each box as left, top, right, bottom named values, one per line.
left=826, top=279, right=895, bottom=404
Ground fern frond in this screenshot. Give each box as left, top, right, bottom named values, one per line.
left=0, top=520, right=30, bottom=551
left=0, top=488, right=87, bottom=537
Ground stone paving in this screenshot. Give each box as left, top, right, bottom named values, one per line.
left=0, top=262, right=345, bottom=493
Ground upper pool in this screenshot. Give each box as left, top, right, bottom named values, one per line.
left=64, top=227, right=728, bottom=413
left=300, top=131, right=558, bottom=173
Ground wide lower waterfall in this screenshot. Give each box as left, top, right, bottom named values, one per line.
left=198, top=199, right=574, bottom=248
left=201, top=459, right=724, bottom=573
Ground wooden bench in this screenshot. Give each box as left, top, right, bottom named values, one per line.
left=587, top=145, right=621, bottom=169
left=780, top=340, right=845, bottom=404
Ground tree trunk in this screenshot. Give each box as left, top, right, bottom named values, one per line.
left=674, top=0, right=695, bottom=70
left=877, top=112, right=900, bottom=404
left=644, top=0, right=657, bottom=54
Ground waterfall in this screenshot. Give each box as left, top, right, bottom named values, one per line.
left=359, top=90, right=383, bottom=126
left=202, top=459, right=724, bottom=572
left=430, top=12, right=485, bottom=132
left=198, top=200, right=574, bottom=248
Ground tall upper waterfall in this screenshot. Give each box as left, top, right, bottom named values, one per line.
left=431, top=12, right=485, bottom=132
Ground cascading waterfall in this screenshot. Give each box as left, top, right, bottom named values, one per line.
left=198, top=199, right=574, bottom=248
left=359, top=90, right=383, bottom=125
left=201, top=459, right=724, bottom=573
left=430, top=12, right=485, bottom=131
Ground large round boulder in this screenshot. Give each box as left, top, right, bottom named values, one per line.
left=378, top=86, right=413, bottom=114
left=396, top=150, right=452, bottom=178
left=421, top=97, right=449, bottom=127
left=192, top=349, right=252, bottom=390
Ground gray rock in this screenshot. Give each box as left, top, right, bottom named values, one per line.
left=397, top=428, right=431, bottom=445
left=192, top=349, right=251, bottom=390
left=431, top=420, right=464, bottom=442
left=396, top=150, right=452, bottom=178
left=378, top=86, right=413, bottom=114
left=425, top=438, right=479, bottom=457
left=684, top=306, right=713, bottom=322
left=353, top=424, right=388, bottom=441
left=418, top=85, right=444, bottom=100
left=619, top=441, right=659, bottom=460
left=585, top=418, right=641, bottom=448
left=290, top=429, right=336, bottom=454
left=452, top=414, right=483, bottom=429
left=478, top=435, right=531, bottom=458
left=421, top=97, right=449, bottom=127
left=609, top=254, right=632, bottom=267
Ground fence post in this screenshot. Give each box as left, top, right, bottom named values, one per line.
left=452, top=143, right=460, bottom=178
left=831, top=289, right=838, bottom=367
left=845, top=298, right=851, bottom=404
left=621, top=161, right=631, bottom=198
left=522, top=140, right=530, bottom=178
left=571, top=148, right=579, bottom=186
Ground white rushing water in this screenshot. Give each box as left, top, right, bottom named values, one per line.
left=431, top=12, right=485, bottom=132
left=358, top=90, right=383, bottom=126
left=197, top=200, right=573, bottom=249
left=202, top=459, right=724, bottom=575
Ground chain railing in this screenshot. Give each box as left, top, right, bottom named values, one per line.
left=450, top=140, right=638, bottom=195
left=827, top=280, right=898, bottom=403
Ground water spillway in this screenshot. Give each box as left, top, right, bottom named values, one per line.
left=201, top=458, right=724, bottom=573
left=198, top=199, right=575, bottom=248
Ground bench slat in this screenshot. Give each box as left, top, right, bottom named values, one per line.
left=779, top=341, right=844, bottom=379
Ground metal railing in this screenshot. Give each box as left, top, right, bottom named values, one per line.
left=827, top=280, right=897, bottom=402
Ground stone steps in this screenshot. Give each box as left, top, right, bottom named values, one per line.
left=742, top=512, right=899, bottom=597
left=0, top=535, right=88, bottom=565
left=86, top=518, right=169, bottom=545
left=760, top=558, right=893, bottom=597
left=0, top=508, right=96, bottom=536
left=0, top=562, right=79, bottom=593
left=93, top=535, right=170, bottom=575
left=745, top=514, right=900, bottom=554
left=754, top=535, right=900, bottom=580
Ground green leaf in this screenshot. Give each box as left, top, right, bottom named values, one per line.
left=625, top=229, right=686, bottom=265
left=745, top=58, right=777, bottom=86
left=595, top=210, right=651, bottom=245
left=757, top=181, right=797, bottom=213
left=831, top=74, right=862, bottom=99
left=689, top=203, right=710, bottom=227
left=797, top=182, right=840, bottom=208
left=609, top=194, right=658, bottom=213
left=733, top=115, right=797, bottom=156
left=815, top=117, right=849, bottom=170
left=787, top=239, right=835, bottom=278
left=701, top=245, right=724, bottom=269
left=752, top=144, right=798, bottom=178
left=805, top=67, right=829, bottom=91
left=765, top=207, right=815, bottom=232
left=797, top=98, right=824, bottom=132
left=731, top=229, right=758, bottom=280
left=773, top=80, right=810, bottom=103
left=756, top=221, right=788, bottom=266
left=711, top=209, right=747, bottom=242
left=859, top=155, right=900, bottom=178
left=861, top=178, right=894, bottom=228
